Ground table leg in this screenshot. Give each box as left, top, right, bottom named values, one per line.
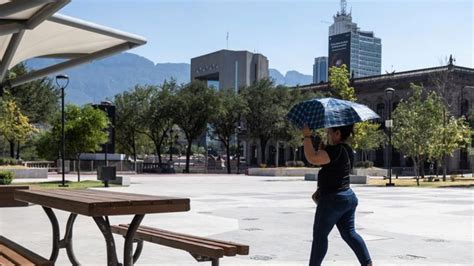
left=42, top=207, right=59, bottom=262
left=42, top=207, right=80, bottom=265
left=132, top=239, right=144, bottom=263
left=123, top=214, right=145, bottom=266
left=93, top=216, right=119, bottom=266
left=64, top=213, right=80, bottom=264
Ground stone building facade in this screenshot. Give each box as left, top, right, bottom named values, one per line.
left=245, top=63, right=473, bottom=173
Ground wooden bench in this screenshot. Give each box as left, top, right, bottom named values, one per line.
left=111, top=224, right=249, bottom=266
left=0, top=185, right=29, bottom=207
left=0, top=236, right=52, bottom=266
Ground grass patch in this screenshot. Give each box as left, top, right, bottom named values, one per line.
left=368, top=177, right=474, bottom=188
left=18, top=180, right=120, bottom=189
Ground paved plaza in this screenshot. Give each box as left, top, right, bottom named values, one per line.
left=3, top=174, right=473, bottom=265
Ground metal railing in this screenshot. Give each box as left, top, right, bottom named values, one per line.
left=23, top=161, right=56, bottom=172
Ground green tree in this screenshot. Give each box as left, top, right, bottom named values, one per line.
left=429, top=68, right=458, bottom=180
left=352, top=122, right=386, bottom=161
left=35, top=131, right=57, bottom=161
left=7, top=64, right=60, bottom=124
left=328, top=65, right=357, bottom=102
left=241, top=79, right=288, bottom=165
left=173, top=81, right=218, bottom=173
left=49, top=105, right=109, bottom=181
left=392, top=84, right=444, bottom=186
left=5, top=64, right=60, bottom=159
left=114, top=86, right=151, bottom=170
left=0, top=99, right=38, bottom=159
left=209, top=88, right=249, bottom=173
left=428, top=114, right=472, bottom=178
left=278, top=88, right=321, bottom=165
left=140, top=82, right=177, bottom=165
left=329, top=65, right=385, bottom=163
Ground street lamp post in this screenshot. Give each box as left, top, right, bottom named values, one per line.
left=56, top=74, right=69, bottom=187
left=101, top=100, right=113, bottom=167
left=172, top=134, right=179, bottom=168
left=385, top=87, right=395, bottom=187
left=101, top=101, right=114, bottom=188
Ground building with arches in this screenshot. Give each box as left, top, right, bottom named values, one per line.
left=246, top=63, right=473, bottom=174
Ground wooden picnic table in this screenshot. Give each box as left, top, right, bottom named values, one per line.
left=14, top=189, right=190, bottom=266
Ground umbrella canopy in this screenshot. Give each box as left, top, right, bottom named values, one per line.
left=286, top=97, right=380, bottom=130
left=0, top=0, right=146, bottom=87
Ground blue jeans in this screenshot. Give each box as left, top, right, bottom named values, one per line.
left=309, top=188, right=371, bottom=266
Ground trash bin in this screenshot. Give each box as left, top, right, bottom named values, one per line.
left=98, top=166, right=116, bottom=187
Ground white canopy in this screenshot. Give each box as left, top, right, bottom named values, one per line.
left=0, top=0, right=146, bottom=87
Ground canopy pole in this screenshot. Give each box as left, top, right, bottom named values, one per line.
left=0, top=30, right=25, bottom=81
left=0, top=21, right=26, bottom=36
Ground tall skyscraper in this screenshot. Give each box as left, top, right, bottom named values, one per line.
left=328, top=0, right=382, bottom=78
left=313, top=57, right=328, bottom=83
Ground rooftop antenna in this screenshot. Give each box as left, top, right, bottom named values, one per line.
left=226, top=32, right=229, bottom=49
left=341, top=0, right=347, bottom=15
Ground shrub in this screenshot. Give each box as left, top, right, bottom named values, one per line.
left=354, top=161, right=374, bottom=168
left=0, top=171, right=14, bottom=185
left=450, top=175, right=460, bottom=182
left=285, top=161, right=306, bottom=167
left=296, top=161, right=305, bottom=167
left=0, top=157, right=21, bottom=166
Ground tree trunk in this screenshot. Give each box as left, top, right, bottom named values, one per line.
left=16, top=141, right=20, bottom=160
left=9, top=140, right=14, bottom=159
left=132, top=137, right=137, bottom=173
left=154, top=141, right=162, bottom=165
left=436, top=159, right=440, bottom=178
left=275, top=141, right=278, bottom=167
left=420, top=159, right=425, bottom=179
left=442, top=154, right=447, bottom=181
left=259, top=138, right=268, bottom=165
left=158, top=129, right=168, bottom=166
left=225, top=142, right=231, bottom=174
left=185, top=139, right=192, bottom=173
left=442, top=109, right=447, bottom=181
left=76, top=156, right=81, bottom=182
left=413, top=157, right=420, bottom=186
left=293, top=148, right=297, bottom=163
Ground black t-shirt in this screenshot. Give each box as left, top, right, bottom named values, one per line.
left=317, top=143, right=354, bottom=193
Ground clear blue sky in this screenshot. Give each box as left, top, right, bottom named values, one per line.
left=61, top=0, right=473, bottom=75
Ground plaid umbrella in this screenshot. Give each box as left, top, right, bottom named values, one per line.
left=286, top=97, right=380, bottom=129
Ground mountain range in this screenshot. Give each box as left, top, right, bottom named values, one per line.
left=27, top=53, right=313, bottom=105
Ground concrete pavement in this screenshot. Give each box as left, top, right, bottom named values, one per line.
left=2, top=173, right=473, bottom=265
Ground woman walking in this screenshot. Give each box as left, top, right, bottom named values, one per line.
left=302, top=124, right=372, bottom=266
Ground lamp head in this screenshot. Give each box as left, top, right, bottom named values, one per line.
left=55, top=74, right=69, bottom=88
left=385, top=87, right=395, bottom=101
